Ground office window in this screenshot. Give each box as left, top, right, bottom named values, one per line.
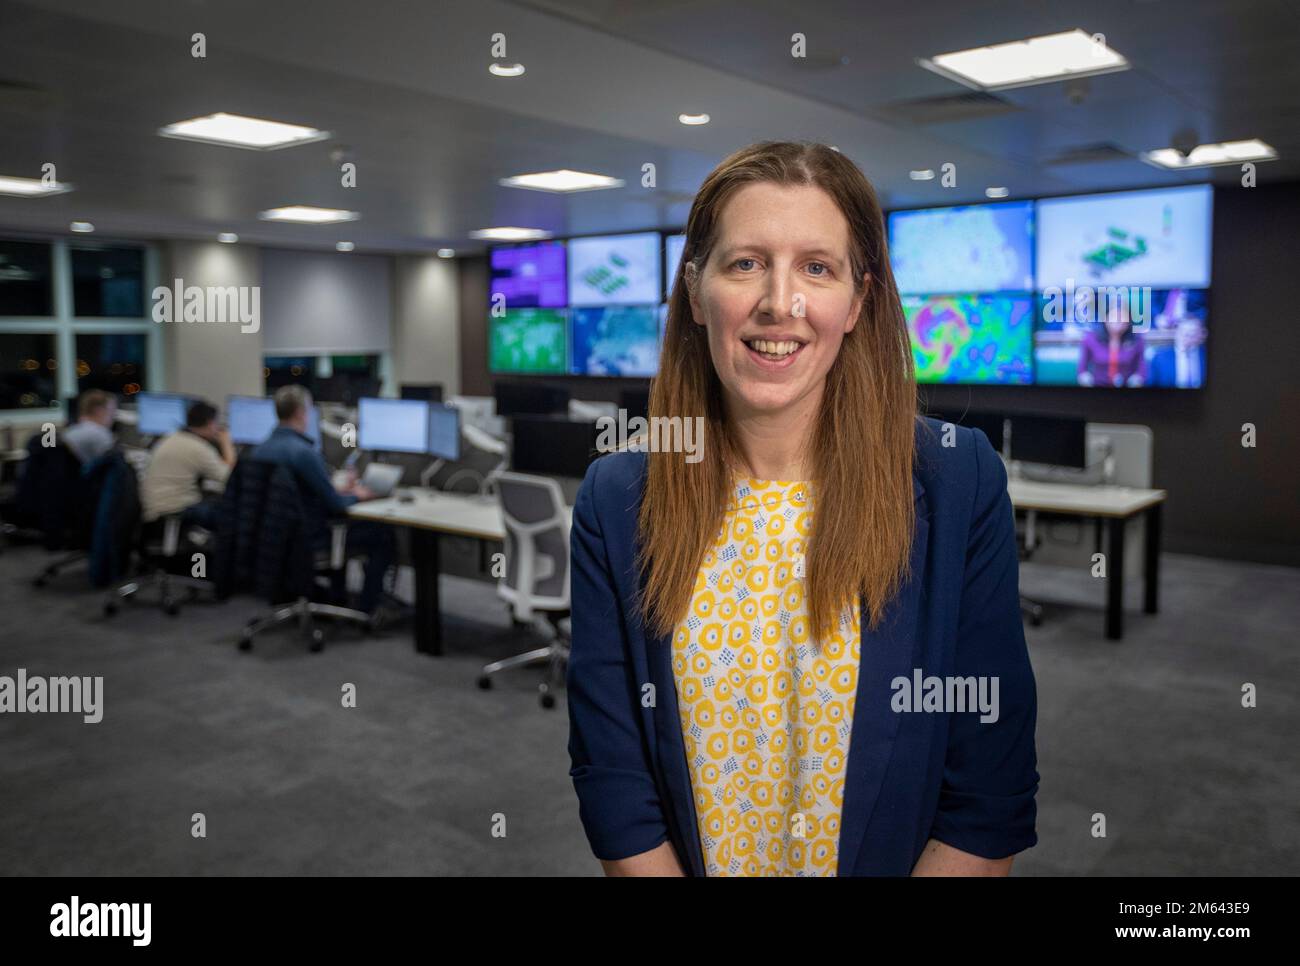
left=71, top=244, right=146, bottom=318
left=0, top=237, right=159, bottom=414
left=0, top=332, right=59, bottom=409
left=76, top=332, right=147, bottom=396
left=0, top=240, right=54, bottom=316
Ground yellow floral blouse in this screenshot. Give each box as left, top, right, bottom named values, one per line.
left=671, top=478, right=861, bottom=876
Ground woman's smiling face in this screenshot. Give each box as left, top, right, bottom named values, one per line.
left=689, top=181, right=865, bottom=421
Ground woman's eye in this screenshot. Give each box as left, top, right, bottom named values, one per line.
left=733, top=257, right=757, bottom=271
left=806, top=262, right=829, bottom=277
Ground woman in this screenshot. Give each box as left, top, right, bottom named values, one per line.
left=566, top=142, right=1038, bottom=876
left=1077, top=294, right=1147, bottom=387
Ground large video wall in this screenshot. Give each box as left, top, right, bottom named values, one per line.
left=488, top=183, right=1212, bottom=388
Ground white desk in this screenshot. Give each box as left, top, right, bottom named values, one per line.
left=349, top=489, right=571, bottom=655
left=1007, top=478, right=1167, bottom=640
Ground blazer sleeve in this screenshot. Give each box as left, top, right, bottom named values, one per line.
left=566, top=457, right=672, bottom=861
left=929, top=429, right=1039, bottom=859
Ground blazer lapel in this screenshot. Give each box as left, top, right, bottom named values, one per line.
left=837, top=475, right=930, bottom=874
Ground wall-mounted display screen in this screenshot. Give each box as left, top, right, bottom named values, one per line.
left=489, top=241, right=567, bottom=308
left=567, top=232, right=662, bottom=306
left=1036, top=185, right=1212, bottom=290
left=1033, top=287, right=1208, bottom=388
left=488, top=308, right=567, bottom=374
left=569, top=305, right=661, bottom=377
left=903, top=294, right=1034, bottom=385
left=889, top=201, right=1035, bottom=294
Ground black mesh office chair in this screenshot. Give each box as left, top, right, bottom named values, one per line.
left=477, top=471, right=570, bottom=708
left=103, top=513, right=216, bottom=617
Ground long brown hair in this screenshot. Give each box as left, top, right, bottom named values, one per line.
left=639, top=141, right=916, bottom=640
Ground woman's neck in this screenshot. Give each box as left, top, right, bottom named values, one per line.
left=726, top=384, right=822, bottom=482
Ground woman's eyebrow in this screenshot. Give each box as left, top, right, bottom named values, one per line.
left=714, top=244, right=847, bottom=266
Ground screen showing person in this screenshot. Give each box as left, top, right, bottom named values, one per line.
left=888, top=200, right=1035, bottom=294
left=902, top=293, right=1033, bottom=384
left=1145, top=288, right=1208, bottom=388
left=569, top=305, right=661, bottom=377
left=488, top=308, right=567, bottom=374
left=136, top=392, right=191, bottom=436
left=1036, top=184, right=1212, bottom=290
left=567, top=232, right=662, bottom=306
left=358, top=397, right=430, bottom=454
left=1033, top=288, right=1148, bottom=387
left=489, top=241, right=568, bottom=308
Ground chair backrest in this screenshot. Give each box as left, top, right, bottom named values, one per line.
left=495, top=471, right=570, bottom=619
left=16, top=435, right=93, bottom=550
left=213, top=458, right=313, bottom=602
left=84, top=449, right=142, bottom=587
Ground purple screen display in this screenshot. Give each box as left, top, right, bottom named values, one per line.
left=490, top=242, right=567, bottom=308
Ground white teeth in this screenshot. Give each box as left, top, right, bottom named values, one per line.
left=748, top=339, right=799, bottom=357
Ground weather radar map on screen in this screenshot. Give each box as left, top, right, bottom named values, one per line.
left=570, top=305, right=661, bottom=376
left=889, top=201, right=1035, bottom=294
left=1036, top=185, right=1212, bottom=289
left=567, top=232, right=662, bottom=306
left=903, top=294, right=1033, bottom=384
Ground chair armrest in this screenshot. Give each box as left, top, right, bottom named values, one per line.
left=329, top=521, right=347, bottom=569
left=162, top=514, right=182, bottom=557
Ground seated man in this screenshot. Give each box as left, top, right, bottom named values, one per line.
left=61, top=389, right=118, bottom=465
left=141, top=399, right=235, bottom=530
left=251, top=385, right=395, bottom=616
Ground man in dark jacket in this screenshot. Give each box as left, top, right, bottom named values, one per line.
left=250, top=385, right=395, bottom=615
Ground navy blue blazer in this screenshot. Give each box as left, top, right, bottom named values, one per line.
left=565, top=416, right=1039, bottom=875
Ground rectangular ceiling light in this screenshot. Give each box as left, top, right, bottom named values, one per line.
left=0, top=175, right=72, bottom=197
left=469, top=227, right=552, bottom=241
left=258, top=205, right=358, bottom=224
left=159, top=112, right=329, bottom=150
left=920, top=29, right=1128, bottom=91
left=1142, top=139, right=1277, bottom=169
left=499, top=169, right=625, bottom=193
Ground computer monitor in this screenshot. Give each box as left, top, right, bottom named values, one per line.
left=926, top=408, right=1006, bottom=453
left=567, top=232, right=662, bottom=306
left=1009, top=413, right=1087, bottom=468
left=494, top=381, right=570, bottom=418
left=227, top=395, right=320, bottom=448
left=889, top=200, right=1036, bottom=294
left=511, top=416, right=598, bottom=478
left=136, top=392, right=191, bottom=436
left=619, top=387, right=650, bottom=422
left=400, top=383, right=444, bottom=402
left=358, top=397, right=431, bottom=454
left=227, top=395, right=277, bottom=446
left=427, top=403, right=461, bottom=461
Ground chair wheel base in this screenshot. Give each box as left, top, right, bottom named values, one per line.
left=308, top=628, right=325, bottom=652
left=103, top=601, right=118, bottom=617
left=539, top=692, right=556, bottom=709
left=163, top=600, right=180, bottom=617
left=476, top=675, right=492, bottom=690
left=238, top=636, right=253, bottom=652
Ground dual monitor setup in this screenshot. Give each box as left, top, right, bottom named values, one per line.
left=129, top=391, right=460, bottom=462
left=489, top=184, right=1213, bottom=389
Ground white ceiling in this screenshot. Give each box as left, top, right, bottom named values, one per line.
left=0, top=0, right=1295, bottom=254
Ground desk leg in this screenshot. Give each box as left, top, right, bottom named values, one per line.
left=1106, top=517, right=1125, bottom=641
left=1144, top=503, right=1161, bottom=615
left=410, top=529, right=442, bottom=656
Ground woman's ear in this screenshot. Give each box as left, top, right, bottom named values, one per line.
left=685, top=259, right=706, bottom=326
left=844, top=274, right=869, bottom=333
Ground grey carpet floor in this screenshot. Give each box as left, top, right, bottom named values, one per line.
left=0, top=542, right=1295, bottom=876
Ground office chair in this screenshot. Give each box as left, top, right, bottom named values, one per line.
left=1017, top=509, right=1045, bottom=627
left=216, top=459, right=373, bottom=653
left=477, top=471, right=571, bottom=708
left=15, top=436, right=93, bottom=586
left=103, top=513, right=215, bottom=617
